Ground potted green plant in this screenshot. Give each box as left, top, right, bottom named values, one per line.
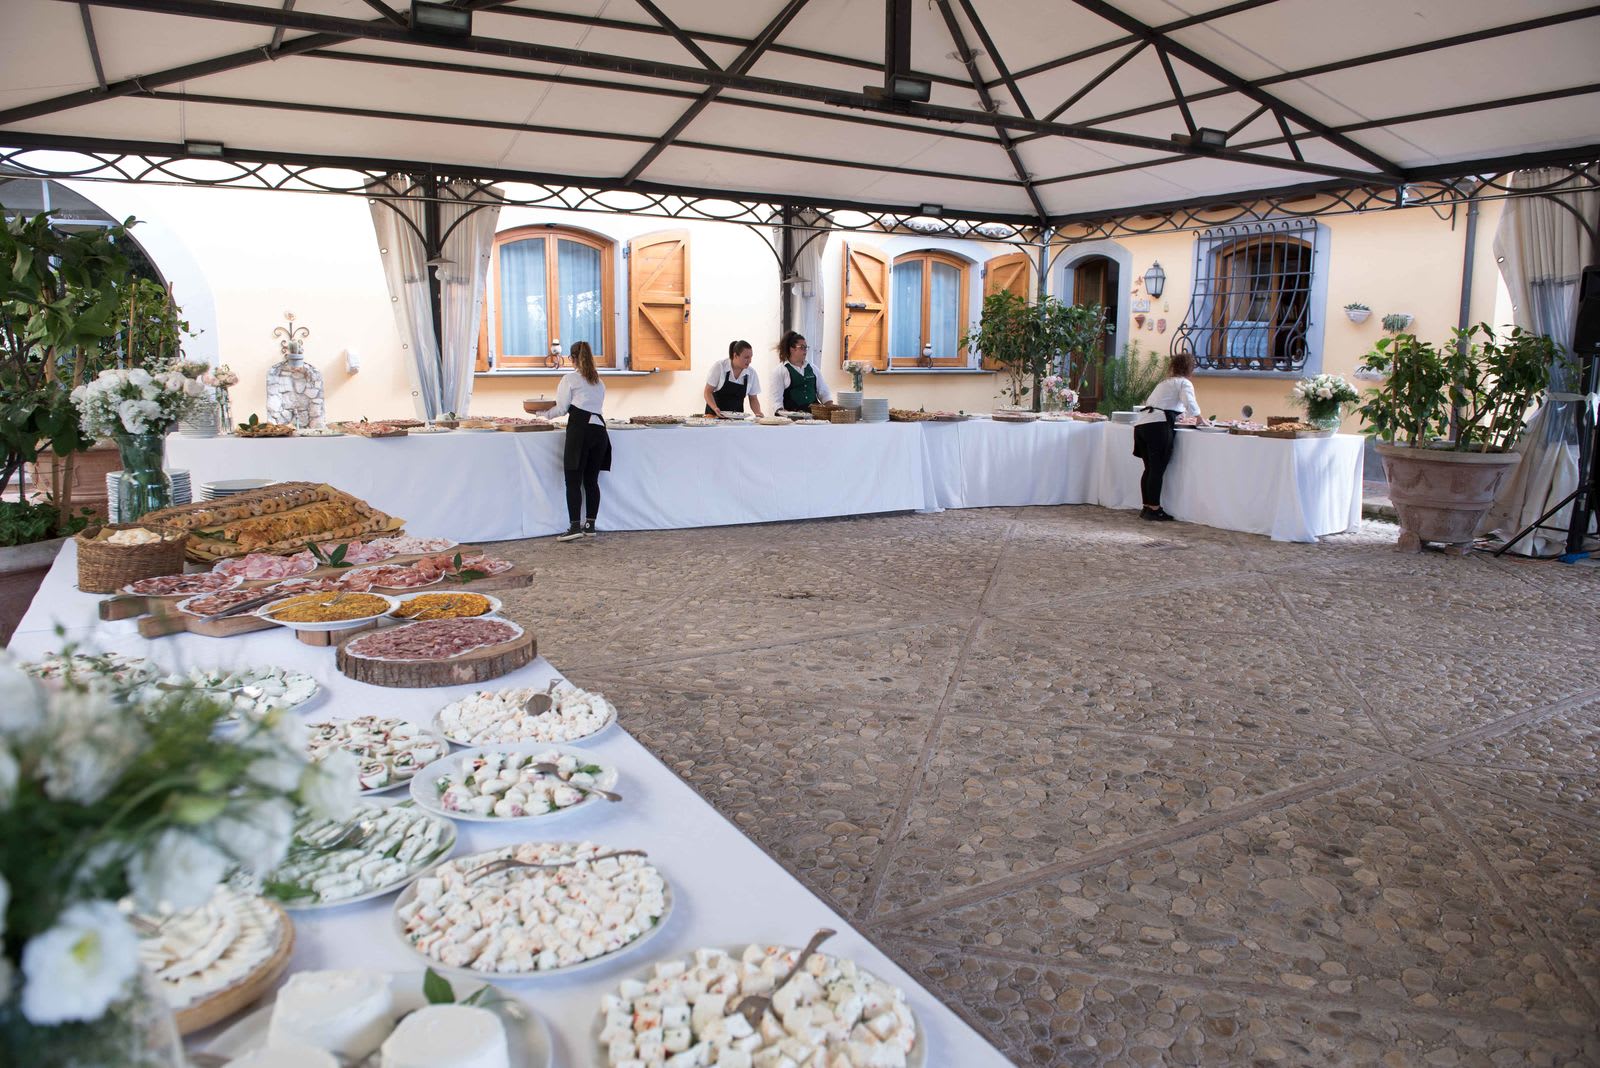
left=1358, top=323, right=1562, bottom=553
left=1382, top=312, right=1414, bottom=333
left=1344, top=302, right=1371, bottom=324
left=963, top=292, right=1106, bottom=411
left=1099, top=341, right=1168, bottom=416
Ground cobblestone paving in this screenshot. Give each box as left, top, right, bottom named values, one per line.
left=493, top=507, right=1600, bottom=1066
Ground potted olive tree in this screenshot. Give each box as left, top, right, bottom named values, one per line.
left=964, top=291, right=1106, bottom=412
left=1359, top=323, right=1561, bottom=554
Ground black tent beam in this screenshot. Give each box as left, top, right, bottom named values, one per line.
left=1227, top=103, right=1269, bottom=138
left=269, top=0, right=296, bottom=52
left=77, top=4, right=108, bottom=90
left=1275, top=113, right=1303, bottom=163
left=1068, top=0, right=1403, bottom=177
left=492, top=4, right=970, bottom=90
left=29, top=0, right=1384, bottom=183
left=306, top=49, right=1008, bottom=146
left=1043, top=41, right=1145, bottom=123
left=357, top=0, right=408, bottom=28
left=933, top=0, right=1047, bottom=221
left=630, top=0, right=721, bottom=71
left=619, top=0, right=812, bottom=185
left=953, top=0, right=1033, bottom=119
left=133, top=88, right=1025, bottom=186
left=1153, top=45, right=1195, bottom=138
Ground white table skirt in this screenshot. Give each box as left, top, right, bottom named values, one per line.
left=166, top=425, right=933, bottom=543
left=7, top=545, right=1009, bottom=1067
left=164, top=421, right=1363, bottom=545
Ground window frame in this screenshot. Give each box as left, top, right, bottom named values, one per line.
left=889, top=250, right=971, bottom=368
left=482, top=224, right=616, bottom=370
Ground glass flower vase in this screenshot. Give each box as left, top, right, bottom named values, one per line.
left=1305, top=401, right=1343, bottom=431
left=114, top=430, right=173, bottom=523
left=0, top=967, right=184, bottom=1068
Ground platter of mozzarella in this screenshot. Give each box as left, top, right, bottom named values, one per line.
left=25, top=650, right=160, bottom=685
left=596, top=945, right=924, bottom=1068
left=374, top=534, right=459, bottom=555
left=201, top=969, right=552, bottom=1068
left=433, top=681, right=617, bottom=746
left=136, top=884, right=292, bottom=1034
left=393, top=842, right=670, bottom=980
left=148, top=665, right=321, bottom=721
left=409, top=745, right=619, bottom=822
left=304, top=715, right=450, bottom=794
left=259, top=801, right=456, bottom=910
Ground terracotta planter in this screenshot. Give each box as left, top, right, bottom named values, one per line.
left=1375, top=442, right=1522, bottom=554
left=0, top=536, right=65, bottom=644
left=27, top=442, right=119, bottom=519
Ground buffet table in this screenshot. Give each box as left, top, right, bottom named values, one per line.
left=167, top=421, right=1364, bottom=544
left=9, top=543, right=1009, bottom=1067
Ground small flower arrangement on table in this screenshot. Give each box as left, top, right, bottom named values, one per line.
left=70, top=367, right=205, bottom=439
left=1039, top=373, right=1079, bottom=412
left=1290, top=373, right=1360, bottom=429
left=0, top=650, right=355, bottom=1065
left=842, top=360, right=873, bottom=393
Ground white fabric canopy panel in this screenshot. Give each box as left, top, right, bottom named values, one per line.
left=0, top=0, right=1597, bottom=223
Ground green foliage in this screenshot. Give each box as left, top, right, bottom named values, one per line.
left=963, top=292, right=1106, bottom=409
left=1357, top=324, right=1563, bottom=452
left=1100, top=342, right=1169, bottom=415
left=0, top=500, right=92, bottom=547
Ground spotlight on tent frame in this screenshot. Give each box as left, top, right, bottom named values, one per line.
left=411, top=0, right=472, bottom=35
left=1171, top=127, right=1228, bottom=151
left=864, top=76, right=933, bottom=107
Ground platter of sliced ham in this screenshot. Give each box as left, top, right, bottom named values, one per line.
left=337, top=617, right=534, bottom=688
left=314, top=539, right=398, bottom=565
left=212, top=552, right=317, bottom=582
left=340, top=564, right=443, bottom=591
left=122, top=572, right=243, bottom=598
left=373, top=535, right=458, bottom=555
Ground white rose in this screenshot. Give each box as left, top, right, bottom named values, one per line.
left=213, top=798, right=296, bottom=875
left=300, top=748, right=358, bottom=821
left=126, top=368, right=152, bottom=389
left=0, top=660, right=45, bottom=738
left=246, top=750, right=304, bottom=792
left=38, top=684, right=146, bottom=804
left=117, top=399, right=148, bottom=435
left=126, top=829, right=231, bottom=911
left=183, top=377, right=208, bottom=397
left=20, top=901, right=140, bottom=1025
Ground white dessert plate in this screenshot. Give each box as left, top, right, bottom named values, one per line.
left=408, top=745, right=620, bottom=823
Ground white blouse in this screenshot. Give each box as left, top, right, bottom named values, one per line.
left=1133, top=376, right=1201, bottom=426
left=543, top=371, right=605, bottom=420
left=704, top=357, right=761, bottom=396
left=767, top=359, right=834, bottom=412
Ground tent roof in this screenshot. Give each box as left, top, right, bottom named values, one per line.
left=1, top=0, right=1597, bottom=225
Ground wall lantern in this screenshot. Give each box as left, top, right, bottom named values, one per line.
left=1143, top=261, right=1166, bottom=299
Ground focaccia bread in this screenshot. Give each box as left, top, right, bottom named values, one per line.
left=145, top=483, right=404, bottom=562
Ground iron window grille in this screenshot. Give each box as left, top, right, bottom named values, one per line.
left=1172, top=218, right=1322, bottom=373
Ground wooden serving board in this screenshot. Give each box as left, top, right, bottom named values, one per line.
left=138, top=607, right=277, bottom=640
left=497, top=422, right=556, bottom=432
left=174, top=900, right=294, bottom=1036
left=336, top=628, right=536, bottom=688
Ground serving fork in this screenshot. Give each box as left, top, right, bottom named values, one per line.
left=730, top=928, right=836, bottom=1029
left=463, top=848, right=646, bottom=884
left=527, top=761, right=622, bottom=802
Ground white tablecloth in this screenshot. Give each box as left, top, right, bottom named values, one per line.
left=165, top=421, right=1364, bottom=544
left=8, top=545, right=1009, bottom=1068
left=167, top=425, right=933, bottom=543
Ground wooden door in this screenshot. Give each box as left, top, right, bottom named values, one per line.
left=1072, top=257, right=1114, bottom=412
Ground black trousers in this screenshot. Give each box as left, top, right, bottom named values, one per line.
left=1133, top=420, right=1175, bottom=509
left=564, top=452, right=603, bottom=524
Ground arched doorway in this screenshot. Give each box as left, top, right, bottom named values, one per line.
left=1068, top=254, right=1117, bottom=412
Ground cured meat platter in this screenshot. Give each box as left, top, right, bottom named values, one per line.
left=335, top=617, right=536, bottom=688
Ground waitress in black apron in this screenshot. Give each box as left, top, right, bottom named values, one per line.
left=542, top=341, right=611, bottom=542
left=1131, top=351, right=1205, bottom=522
left=703, top=339, right=764, bottom=417
left=767, top=330, right=834, bottom=414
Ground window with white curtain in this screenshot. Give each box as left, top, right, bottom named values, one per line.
left=889, top=251, right=970, bottom=366
left=482, top=226, right=615, bottom=369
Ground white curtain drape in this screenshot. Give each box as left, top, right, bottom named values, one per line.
left=1480, top=167, right=1600, bottom=555
left=786, top=209, right=832, bottom=371
left=367, top=176, right=502, bottom=419
left=891, top=261, right=922, bottom=359
left=929, top=260, right=960, bottom=359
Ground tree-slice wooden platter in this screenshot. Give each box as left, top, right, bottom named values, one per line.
left=174, top=900, right=294, bottom=1036
left=336, top=626, right=536, bottom=688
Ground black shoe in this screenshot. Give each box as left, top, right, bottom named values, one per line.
left=582, top=520, right=597, bottom=537
left=1153, top=509, right=1177, bottom=522
left=556, top=524, right=584, bottom=542
left=1140, top=508, right=1162, bottom=521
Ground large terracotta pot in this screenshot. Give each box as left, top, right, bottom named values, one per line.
left=27, top=441, right=120, bottom=519
left=0, top=536, right=65, bottom=644
left=1375, top=442, right=1522, bottom=554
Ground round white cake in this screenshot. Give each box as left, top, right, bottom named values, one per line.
left=380, top=1004, right=509, bottom=1068
left=268, top=971, right=395, bottom=1061
left=226, top=1041, right=339, bottom=1068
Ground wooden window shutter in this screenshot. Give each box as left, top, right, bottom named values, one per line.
left=475, top=315, right=490, bottom=372
left=980, top=252, right=1033, bottom=370
left=840, top=243, right=889, bottom=370
left=629, top=230, right=691, bottom=371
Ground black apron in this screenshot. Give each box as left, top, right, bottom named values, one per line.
left=562, top=405, right=612, bottom=473
left=781, top=362, right=820, bottom=411
left=1131, top=407, right=1179, bottom=458
left=705, top=370, right=749, bottom=415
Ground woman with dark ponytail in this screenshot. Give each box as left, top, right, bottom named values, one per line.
left=703, top=339, right=764, bottom=418
left=767, top=330, right=833, bottom=414
left=542, top=341, right=610, bottom=541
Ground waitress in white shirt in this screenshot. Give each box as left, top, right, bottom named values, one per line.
left=703, top=340, right=764, bottom=417
left=542, top=341, right=610, bottom=542
left=767, top=330, right=833, bottom=414
left=1132, top=351, right=1206, bottom=522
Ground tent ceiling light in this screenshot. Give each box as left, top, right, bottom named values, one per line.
left=410, top=1, right=472, bottom=36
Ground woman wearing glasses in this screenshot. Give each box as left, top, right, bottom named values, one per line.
left=767, top=331, right=834, bottom=414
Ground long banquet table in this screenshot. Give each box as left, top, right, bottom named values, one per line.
left=167, top=419, right=1364, bottom=544
left=9, top=543, right=1011, bottom=1067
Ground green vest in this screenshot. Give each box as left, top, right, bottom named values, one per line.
left=782, top=362, right=819, bottom=410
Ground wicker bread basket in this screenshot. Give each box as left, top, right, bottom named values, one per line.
left=74, top=523, right=188, bottom=593
left=810, top=403, right=841, bottom=420
left=829, top=408, right=860, bottom=424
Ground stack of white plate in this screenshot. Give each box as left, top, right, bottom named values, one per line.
left=860, top=397, right=890, bottom=423
left=200, top=477, right=274, bottom=501
left=107, top=470, right=191, bottom=524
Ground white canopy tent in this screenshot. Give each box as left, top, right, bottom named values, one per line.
left=0, top=0, right=1597, bottom=228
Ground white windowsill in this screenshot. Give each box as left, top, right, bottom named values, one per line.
left=1195, top=369, right=1312, bottom=380
left=874, top=368, right=996, bottom=376
left=476, top=368, right=656, bottom=377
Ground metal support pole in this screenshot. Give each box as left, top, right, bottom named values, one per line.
left=780, top=204, right=796, bottom=335
left=421, top=172, right=446, bottom=419
left=1451, top=184, right=1480, bottom=437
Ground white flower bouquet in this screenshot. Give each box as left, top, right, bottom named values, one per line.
left=0, top=650, right=354, bottom=1064
left=1290, top=373, right=1359, bottom=407
left=1039, top=373, right=1079, bottom=412
left=842, top=360, right=873, bottom=392
left=70, top=367, right=206, bottom=439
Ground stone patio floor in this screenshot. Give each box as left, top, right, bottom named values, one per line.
left=490, top=506, right=1600, bottom=1067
